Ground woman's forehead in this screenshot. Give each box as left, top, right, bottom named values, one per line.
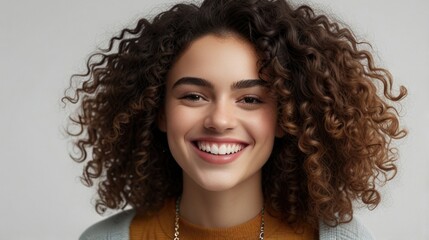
left=167, top=34, right=260, bottom=87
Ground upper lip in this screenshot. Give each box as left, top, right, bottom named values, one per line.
left=190, top=137, right=249, bottom=145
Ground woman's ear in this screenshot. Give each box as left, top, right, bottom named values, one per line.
left=157, top=110, right=167, bottom=132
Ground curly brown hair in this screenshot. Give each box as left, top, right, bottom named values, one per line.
left=63, top=0, right=407, bottom=228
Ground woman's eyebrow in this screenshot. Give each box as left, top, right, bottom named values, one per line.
left=231, top=79, right=268, bottom=90
left=171, top=77, right=268, bottom=89
left=172, top=77, right=214, bottom=89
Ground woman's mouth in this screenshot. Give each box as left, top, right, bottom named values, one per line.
left=195, top=141, right=245, bottom=155
left=191, top=140, right=248, bottom=164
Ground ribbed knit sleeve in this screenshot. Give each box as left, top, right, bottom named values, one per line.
left=319, top=217, right=375, bottom=240
left=79, top=210, right=135, bottom=240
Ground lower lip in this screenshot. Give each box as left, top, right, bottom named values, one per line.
left=191, top=143, right=245, bottom=165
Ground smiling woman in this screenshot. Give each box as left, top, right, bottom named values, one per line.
left=159, top=35, right=279, bottom=211
left=63, top=0, right=407, bottom=239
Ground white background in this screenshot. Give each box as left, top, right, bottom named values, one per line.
left=0, top=0, right=427, bottom=239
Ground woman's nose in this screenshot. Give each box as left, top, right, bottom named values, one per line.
left=203, top=101, right=237, bottom=133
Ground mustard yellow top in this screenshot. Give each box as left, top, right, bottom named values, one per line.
left=130, top=199, right=316, bottom=240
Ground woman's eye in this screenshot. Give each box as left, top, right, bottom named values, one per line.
left=240, top=96, right=262, bottom=104
left=180, top=94, right=204, bottom=102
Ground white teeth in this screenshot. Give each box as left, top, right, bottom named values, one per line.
left=212, top=145, right=219, bottom=154
left=219, top=145, right=226, bottom=154
left=227, top=144, right=232, bottom=153
left=196, top=141, right=244, bottom=155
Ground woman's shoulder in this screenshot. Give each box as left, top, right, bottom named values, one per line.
left=79, top=209, right=136, bottom=240
left=319, top=216, right=375, bottom=240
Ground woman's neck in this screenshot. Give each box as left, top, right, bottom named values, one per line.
left=179, top=171, right=264, bottom=228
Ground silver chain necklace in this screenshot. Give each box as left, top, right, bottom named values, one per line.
left=173, top=197, right=265, bottom=240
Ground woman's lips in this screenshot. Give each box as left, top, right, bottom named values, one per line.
left=191, top=140, right=247, bottom=164
left=196, top=141, right=245, bottom=155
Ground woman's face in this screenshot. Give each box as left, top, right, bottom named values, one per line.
left=159, top=34, right=280, bottom=192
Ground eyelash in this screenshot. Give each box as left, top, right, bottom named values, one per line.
left=180, top=93, right=205, bottom=102
left=239, top=96, right=263, bottom=105
left=179, top=94, right=263, bottom=105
